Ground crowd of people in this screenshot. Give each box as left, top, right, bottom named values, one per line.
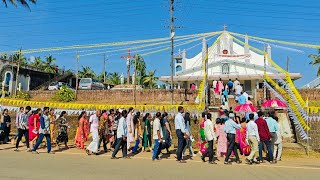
left=213, top=78, right=253, bottom=109
left=0, top=105, right=284, bottom=165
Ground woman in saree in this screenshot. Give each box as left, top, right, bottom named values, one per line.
left=236, top=117, right=251, bottom=156
left=75, top=111, right=89, bottom=150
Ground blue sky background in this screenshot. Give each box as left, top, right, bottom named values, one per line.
left=0, top=0, right=319, bottom=87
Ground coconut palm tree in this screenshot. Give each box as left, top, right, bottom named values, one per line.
left=143, top=70, right=159, bottom=89
left=11, top=53, right=28, bottom=65
left=97, top=71, right=109, bottom=83
left=131, top=54, right=147, bottom=85
left=2, top=0, right=36, bottom=9
left=309, top=49, right=320, bottom=76
left=32, top=56, right=44, bottom=70
left=107, top=72, right=121, bottom=85
left=78, top=66, right=96, bottom=79
left=43, top=55, right=57, bottom=73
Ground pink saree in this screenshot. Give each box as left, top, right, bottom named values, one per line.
left=236, top=127, right=251, bottom=156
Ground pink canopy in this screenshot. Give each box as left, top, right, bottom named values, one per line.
left=234, top=104, right=258, bottom=113
left=262, top=99, right=287, bottom=108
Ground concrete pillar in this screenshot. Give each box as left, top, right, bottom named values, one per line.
left=182, top=49, right=186, bottom=70
left=26, top=75, right=30, bottom=91
left=267, top=44, right=272, bottom=58
left=229, top=37, right=233, bottom=54
left=245, top=34, right=249, bottom=54
left=202, top=37, right=207, bottom=60
left=18, top=83, right=22, bottom=92
left=1, top=81, right=5, bottom=98
left=120, top=73, right=124, bottom=85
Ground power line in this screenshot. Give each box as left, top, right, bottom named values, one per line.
left=0, top=31, right=220, bottom=54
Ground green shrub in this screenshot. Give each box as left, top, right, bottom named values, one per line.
left=52, top=86, right=75, bottom=102
left=14, top=91, right=31, bottom=101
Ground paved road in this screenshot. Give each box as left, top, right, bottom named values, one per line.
left=1, top=146, right=320, bottom=180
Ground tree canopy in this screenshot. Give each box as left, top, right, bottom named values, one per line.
left=309, top=49, right=320, bottom=76
left=2, top=0, right=36, bottom=10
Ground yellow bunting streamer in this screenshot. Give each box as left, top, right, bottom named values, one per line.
left=141, top=35, right=213, bottom=57
left=0, top=98, right=204, bottom=112
left=0, top=31, right=222, bottom=55
left=265, top=75, right=310, bottom=130
left=229, top=32, right=320, bottom=49
left=308, top=107, right=320, bottom=114
left=79, top=34, right=212, bottom=57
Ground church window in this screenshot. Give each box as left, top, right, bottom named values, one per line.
left=222, top=64, right=230, bottom=74
left=176, top=65, right=182, bottom=72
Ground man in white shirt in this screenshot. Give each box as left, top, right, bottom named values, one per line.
left=233, top=78, right=240, bottom=90
left=234, top=84, right=243, bottom=101
left=86, top=110, right=101, bottom=155
left=273, top=117, right=283, bottom=162
left=246, top=114, right=260, bottom=165
left=111, top=110, right=129, bottom=159
left=152, top=112, right=163, bottom=161
left=201, top=113, right=217, bottom=164
left=175, top=106, right=188, bottom=163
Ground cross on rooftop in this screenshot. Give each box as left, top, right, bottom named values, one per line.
left=223, top=24, right=227, bottom=31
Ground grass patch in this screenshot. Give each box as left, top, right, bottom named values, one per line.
left=282, top=148, right=320, bottom=159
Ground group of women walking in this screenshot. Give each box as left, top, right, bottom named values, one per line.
left=0, top=107, right=70, bottom=152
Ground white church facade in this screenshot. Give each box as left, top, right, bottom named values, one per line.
left=159, top=31, right=302, bottom=95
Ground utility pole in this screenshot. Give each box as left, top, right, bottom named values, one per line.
left=170, top=0, right=175, bottom=105
left=205, top=44, right=209, bottom=107
left=133, top=55, right=138, bottom=107
left=286, top=56, right=289, bottom=72
left=14, top=49, right=22, bottom=96
left=121, top=50, right=135, bottom=85
left=103, top=53, right=106, bottom=83
left=263, top=44, right=267, bottom=100
left=75, top=50, right=79, bottom=100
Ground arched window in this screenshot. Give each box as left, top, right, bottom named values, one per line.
left=176, top=65, right=182, bottom=72
left=222, top=64, right=230, bottom=74
left=5, top=72, right=12, bottom=86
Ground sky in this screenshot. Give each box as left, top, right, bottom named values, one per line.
left=0, top=0, right=320, bottom=87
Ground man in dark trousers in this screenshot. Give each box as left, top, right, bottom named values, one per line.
left=202, top=113, right=217, bottom=164
left=255, top=111, right=274, bottom=163
left=15, top=106, right=31, bottom=151
left=32, top=107, right=54, bottom=154
left=224, top=113, right=242, bottom=165
left=111, top=110, right=129, bottom=159
left=175, top=106, right=188, bottom=163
